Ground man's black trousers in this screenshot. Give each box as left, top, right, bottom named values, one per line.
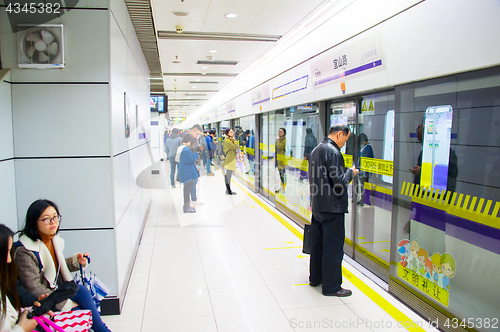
left=309, top=213, right=345, bottom=294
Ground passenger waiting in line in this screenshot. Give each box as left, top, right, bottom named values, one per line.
left=199, top=130, right=208, bottom=170
left=222, top=128, right=239, bottom=195
left=14, top=199, right=112, bottom=332
left=275, top=127, right=287, bottom=192
left=176, top=134, right=199, bottom=213
left=308, top=125, right=359, bottom=297
left=300, top=128, right=318, bottom=181
left=166, top=128, right=182, bottom=189
left=187, top=124, right=203, bottom=203
left=245, top=130, right=255, bottom=176
left=206, top=129, right=216, bottom=176
left=0, top=224, right=40, bottom=332
left=357, top=133, right=374, bottom=205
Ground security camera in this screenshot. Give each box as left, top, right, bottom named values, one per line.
left=207, top=55, right=214, bottom=61
left=176, top=25, right=183, bottom=33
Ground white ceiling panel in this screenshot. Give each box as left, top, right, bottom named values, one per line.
left=149, top=0, right=327, bottom=122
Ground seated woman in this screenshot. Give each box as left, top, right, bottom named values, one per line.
left=14, top=199, right=111, bottom=332
left=0, top=224, right=38, bottom=332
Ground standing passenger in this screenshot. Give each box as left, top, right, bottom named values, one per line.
left=245, top=130, right=255, bottom=176
left=275, top=128, right=287, bottom=192
left=222, top=128, right=239, bottom=195
left=206, top=129, right=216, bottom=176
left=176, top=134, right=199, bottom=213
left=308, top=125, right=358, bottom=296
left=166, top=128, right=182, bottom=188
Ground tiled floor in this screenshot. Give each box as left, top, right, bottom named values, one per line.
left=102, top=164, right=440, bottom=332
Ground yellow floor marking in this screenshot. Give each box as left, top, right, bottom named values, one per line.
left=263, top=246, right=302, bottom=250
left=293, top=283, right=310, bottom=286
left=232, top=178, right=426, bottom=332
left=359, top=240, right=391, bottom=244
left=297, top=255, right=308, bottom=258
left=283, top=241, right=294, bottom=244
left=231, top=180, right=303, bottom=239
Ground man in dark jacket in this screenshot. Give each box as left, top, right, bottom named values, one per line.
left=308, top=124, right=359, bottom=297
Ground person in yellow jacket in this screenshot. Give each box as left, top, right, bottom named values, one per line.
left=223, top=128, right=239, bottom=195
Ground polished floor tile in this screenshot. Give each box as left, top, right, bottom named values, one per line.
left=107, top=171, right=440, bottom=332
left=209, top=285, right=280, bottom=315
left=215, top=311, right=295, bottom=332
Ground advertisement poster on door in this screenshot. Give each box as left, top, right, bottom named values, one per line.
left=397, top=238, right=456, bottom=307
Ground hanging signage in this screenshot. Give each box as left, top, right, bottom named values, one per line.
left=311, top=30, right=385, bottom=88
left=251, top=85, right=270, bottom=106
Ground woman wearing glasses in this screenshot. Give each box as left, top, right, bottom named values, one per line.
left=14, top=199, right=112, bottom=332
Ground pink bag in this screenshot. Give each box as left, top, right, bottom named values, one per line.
left=35, top=310, right=93, bottom=332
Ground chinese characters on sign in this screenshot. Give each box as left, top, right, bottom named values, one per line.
left=333, top=55, right=348, bottom=69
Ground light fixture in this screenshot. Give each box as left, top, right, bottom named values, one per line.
left=192, top=86, right=197, bottom=89
left=225, top=13, right=238, bottom=19
left=173, top=11, right=189, bottom=16
left=209, top=49, right=217, bottom=53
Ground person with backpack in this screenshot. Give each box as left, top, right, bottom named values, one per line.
left=166, top=128, right=182, bottom=189
left=176, top=134, right=200, bottom=213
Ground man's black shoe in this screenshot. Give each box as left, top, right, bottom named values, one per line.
left=323, top=288, right=352, bottom=297
left=309, top=282, right=321, bottom=287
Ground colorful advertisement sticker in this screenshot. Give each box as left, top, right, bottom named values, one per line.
left=397, top=239, right=456, bottom=307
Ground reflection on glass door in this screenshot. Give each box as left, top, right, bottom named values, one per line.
left=260, top=112, right=275, bottom=202
left=353, top=92, right=395, bottom=281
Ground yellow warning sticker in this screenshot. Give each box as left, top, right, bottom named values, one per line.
left=368, top=100, right=375, bottom=113
left=360, top=157, right=393, bottom=176
left=362, top=102, right=367, bottom=113
left=343, top=154, right=353, bottom=167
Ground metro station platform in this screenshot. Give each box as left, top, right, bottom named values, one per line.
left=102, top=164, right=440, bottom=332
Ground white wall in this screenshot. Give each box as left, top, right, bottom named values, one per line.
left=110, top=0, right=152, bottom=300
left=0, top=0, right=152, bottom=308
left=0, top=70, right=17, bottom=232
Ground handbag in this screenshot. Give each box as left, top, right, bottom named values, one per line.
left=74, top=257, right=110, bottom=313
left=32, top=310, right=92, bottom=332
left=302, top=223, right=311, bottom=254
left=51, top=310, right=93, bottom=332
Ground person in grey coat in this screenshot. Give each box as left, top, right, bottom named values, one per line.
left=166, top=128, right=182, bottom=188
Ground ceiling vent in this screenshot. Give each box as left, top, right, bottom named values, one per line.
left=189, top=81, right=218, bottom=84
left=196, top=60, right=238, bottom=65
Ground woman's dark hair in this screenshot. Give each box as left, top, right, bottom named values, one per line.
left=359, top=133, right=369, bottom=144
left=182, top=133, right=195, bottom=145
left=279, top=128, right=286, bottom=135
left=20, top=199, right=61, bottom=242
left=224, top=128, right=232, bottom=136
left=0, top=224, right=20, bottom=317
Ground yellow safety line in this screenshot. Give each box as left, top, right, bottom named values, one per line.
left=263, top=246, right=302, bottom=250
left=231, top=180, right=303, bottom=240
left=358, top=240, right=391, bottom=244
left=232, top=178, right=426, bottom=332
